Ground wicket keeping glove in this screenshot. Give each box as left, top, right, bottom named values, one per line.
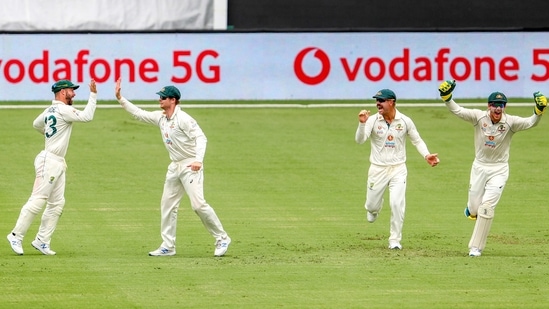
left=533, top=91, right=547, bottom=115
left=438, top=80, right=456, bottom=102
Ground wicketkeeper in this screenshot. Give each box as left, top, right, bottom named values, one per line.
left=438, top=80, right=546, bottom=257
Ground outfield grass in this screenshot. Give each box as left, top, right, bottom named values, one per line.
left=1, top=103, right=548, bottom=308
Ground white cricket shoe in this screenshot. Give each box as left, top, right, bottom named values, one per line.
left=389, top=242, right=402, bottom=250
left=469, top=247, right=482, bottom=257
left=7, top=233, right=23, bottom=255
left=149, top=247, right=176, bottom=256
left=367, top=211, right=378, bottom=223
left=31, top=238, right=56, bottom=255
left=214, top=236, right=231, bottom=257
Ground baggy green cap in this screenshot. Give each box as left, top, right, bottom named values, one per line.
left=372, top=89, right=396, bottom=100
left=52, top=79, right=79, bottom=93
left=488, top=91, right=507, bottom=103
left=156, top=85, right=181, bottom=100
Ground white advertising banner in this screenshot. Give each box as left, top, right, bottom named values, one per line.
left=1, top=32, right=548, bottom=101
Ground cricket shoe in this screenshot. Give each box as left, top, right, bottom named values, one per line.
left=388, top=242, right=402, bottom=250
left=31, top=238, right=56, bottom=255
left=7, top=233, right=23, bottom=255
left=469, top=247, right=482, bottom=257
left=214, top=236, right=231, bottom=257
left=366, top=211, right=378, bottom=223
left=149, top=247, right=176, bottom=256
left=464, top=207, right=477, bottom=220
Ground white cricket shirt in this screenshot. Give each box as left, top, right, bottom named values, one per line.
left=33, top=94, right=97, bottom=158
left=118, top=97, right=207, bottom=163
left=355, top=109, right=431, bottom=166
left=445, top=100, right=541, bottom=163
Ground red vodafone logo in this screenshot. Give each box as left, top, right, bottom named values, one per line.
left=294, top=47, right=331, bottom=85
left=293, top=47, right=545, bottom=86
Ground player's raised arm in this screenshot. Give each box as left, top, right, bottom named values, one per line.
left=358, top=109, right=370, bottom=123
left=89, top=79, right=97, bottom=94
left=115, top=77, right=122, bottom=100
left=438, top=79, right=456, bottom=102
left=533, top=91, right=547, bottom=115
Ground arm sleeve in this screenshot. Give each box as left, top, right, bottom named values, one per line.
left=32, top=111, right=45, bottom=134
left=63, top=92, right=97, bottom=122
left=405, top=118, right=430, bottom=158
left=510, top=113, right=541, bottom=132
left=445, top=99, right=480, bottom=124
left=355, top=118, right=374, bottom=144
left=194, top=135, right=207, bottom=163
left=179, top=116, right=207, bottom=162
left=118, top=96, right=161, bottom=126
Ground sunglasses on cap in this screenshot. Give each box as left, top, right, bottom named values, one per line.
left=489, top=102, right=506, bottom=108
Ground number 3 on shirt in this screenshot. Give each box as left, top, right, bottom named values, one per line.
left=45, top=115, right=57, bottom=138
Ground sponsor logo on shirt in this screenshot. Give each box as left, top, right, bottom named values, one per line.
left=484, top=138, right=496, bottom=148
left=385, top=134, right=396, bottom=148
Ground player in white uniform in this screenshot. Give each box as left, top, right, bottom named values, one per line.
left=438, top=80, right=547, bottom=257
left=114, top=78, right=231, bottom=257
left=356, top=89, right=440, bottom=250
left=7, top=79, right=97, bottom=255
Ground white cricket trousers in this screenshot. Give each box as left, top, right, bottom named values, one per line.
left=364, top=163, right=407, bottom=244
left=466, top=160, right=508, bottom=251
left=467, top=160, right=508, bottom=215
left=12, top=150, right=67, bottom=244
left=159, top=159, right=227, bottom=249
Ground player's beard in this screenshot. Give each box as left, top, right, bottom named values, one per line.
left=65, top=93, right=73, bottom=105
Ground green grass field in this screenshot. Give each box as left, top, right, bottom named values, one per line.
left=1, top=102, right=548, bottom=308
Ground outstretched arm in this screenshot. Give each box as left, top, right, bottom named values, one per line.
left=115, top=77, right=160, bottom=125
left=438, top=80, right=481, bottom=124
left=115, top=77, right=140, bottom=115
left=438, top=79, right=456, bottom=102
left=534, top=91, right=547, bottom=115
left=63, top=79, right=97, bottom=122
left=115, top=77, right=122, bottom=100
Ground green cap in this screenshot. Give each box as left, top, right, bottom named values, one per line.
left=156, top=85, right=181, bottom=100
left=51, top=79, right=80, bottom=93
left=488, top=91, right=507, bottom=104
left=372, top=89, right=396, bottom=100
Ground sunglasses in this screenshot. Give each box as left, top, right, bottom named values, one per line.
left=376, top=98, right=388, bottom=103
left=160, top=96, right=168, bottom=100
left=489, top=102, right=506, bottom=108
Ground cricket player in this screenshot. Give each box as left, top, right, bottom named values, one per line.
left=438, top=80, right=547, bottom=257
left=356, top=89, right=440, bottom=250
left=7, top=79, right=97, bottom=256
left=114, top=78, right=231, bottom=257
